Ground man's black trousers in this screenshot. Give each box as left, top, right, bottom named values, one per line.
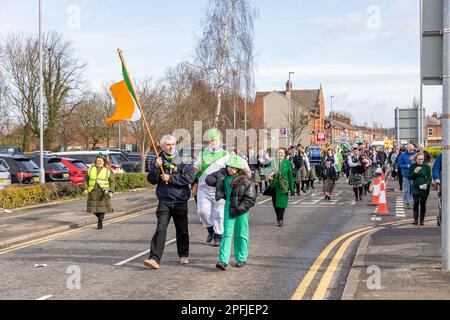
left=149, top=201, right=189, bottom=263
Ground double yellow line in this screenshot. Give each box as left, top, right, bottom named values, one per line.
left=0, top=208, right=156, bottom=256
left=291, top=218, right=429, bottom=300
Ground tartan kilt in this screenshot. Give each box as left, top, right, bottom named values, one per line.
left=323, top=178, right=335, bottom=193
left=349, top=173, right=364, bottom=187
left=301, top=166, right=309, bottom=182
left=251, top=169, right=261, bottom=183
left=364, top=168, right=373, bottom=184
left=309, top=165, right=317, bottom=180
left=295, top=168, right=302, bottom=183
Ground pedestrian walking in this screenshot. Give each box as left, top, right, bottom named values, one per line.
left=193, top=128, right=231, bottom=246
left=143, top=135, right=195, bottom=270
left=84, top=153, right=115, bottom=230
left=348, top=147, right=366, bottom=201
left=264, top=148, right=295, bottom=227
left=407, top=153, right=432, bottom=226
left=322, top=157, right=337, bottom=200
left=398, top=144, right=417, bottom=209
left=248, top=148, right=262, bottom=195
left=205, top=155, right=257, bottom=271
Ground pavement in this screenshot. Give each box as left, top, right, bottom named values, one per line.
left=343, top=184, right=450, bottom=300
left=0, top=189, right=156, bottom=251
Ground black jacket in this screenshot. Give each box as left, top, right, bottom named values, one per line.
left=147, top=151, right=195, bottom=203
left=206, top=168, right=257, bottom=218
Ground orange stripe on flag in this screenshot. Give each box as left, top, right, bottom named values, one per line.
left=105, top=80, right=136, bottom=126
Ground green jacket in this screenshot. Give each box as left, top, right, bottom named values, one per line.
left=272, top=159, right=295, bottom=209
left=407, top=163, right=432, bottom=197
left=84, top=167, right=116, bottom=213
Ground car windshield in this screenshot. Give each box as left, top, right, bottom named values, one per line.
left=71, top=160, right=88, bottom=170
left=47, top=160, right=68, bottom=171
left=0, top=147, right=19, bottom=153
left=15, top=158, right=39, bottom=171
left=108, top=154, right=121, bottom=165
left=0, top=164, right=6, bottom=172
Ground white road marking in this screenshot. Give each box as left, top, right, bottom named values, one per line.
left=114, top=239, right=176, bottom=266
left=257, top=198, right=272, bottom=205
left=36, top=295, right=53, bottom=300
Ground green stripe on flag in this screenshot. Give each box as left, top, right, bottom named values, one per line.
left=122, top=63, right=138, bottom=102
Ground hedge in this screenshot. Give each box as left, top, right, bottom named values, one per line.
left=0, top=173, right=150, bottom=210
left=425, top=146, right=442, bottom=159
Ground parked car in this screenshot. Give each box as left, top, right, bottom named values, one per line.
left=0, top=163, right=12, bottom=189
left=0, top=154, right=40, bottom=184
left=30, top=156, right=71, bottom=183
left=50, top=151, right=125, bottom=174
left=60, top=158, right=89, bottom=187
left=0, top=146, right=23, bottom=154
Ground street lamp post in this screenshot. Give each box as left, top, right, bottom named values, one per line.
left=288, top=72, right=295, bottom=148
left=330, top=96, right=335, bottom=148
left=39, top=0, right=45, bottom=184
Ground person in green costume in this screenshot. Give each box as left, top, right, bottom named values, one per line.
left=205, top=155, right=257, bottom=271
left=193, top=128, right=231, bottom=246
left=265, top=148, right=295, bottom=227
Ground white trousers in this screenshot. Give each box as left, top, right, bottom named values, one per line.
left=196, top=190, right=225, bottom=235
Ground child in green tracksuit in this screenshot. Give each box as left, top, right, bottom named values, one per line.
left=206, top=155, right=257, bottom=270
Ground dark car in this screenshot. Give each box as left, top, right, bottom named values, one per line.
left=0, top=146, right=24, bottom=154
left=30, top=156, right=71, bottom=183
left=0, top=154, right=40, bottom=184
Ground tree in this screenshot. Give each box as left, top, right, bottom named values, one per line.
left=127, top=77, right=166, bottom=173
left=2, top=34, right=40, bottom=151
left=195, top=0, right=257, bottom=127
left=162, top=62, right=216, bottom=135
left=42, top=32, right=86, bottom=150
left=0, top=69, right=10, bottom=136
left=76, top=92, right=113, bottom=149
left=290, top=103, right=310, bottom=146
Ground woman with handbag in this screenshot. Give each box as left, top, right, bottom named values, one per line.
left=84, top=153, right=115, bottom=230
left=407, top=153, right=432, bottom=226
left=265, top=148, right=295, bottom=227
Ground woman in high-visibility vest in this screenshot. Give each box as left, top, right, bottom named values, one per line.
left=84, top=153, right=115, bottom=229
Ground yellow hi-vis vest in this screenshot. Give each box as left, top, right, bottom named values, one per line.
left=88, top=166, right=110, bottom=193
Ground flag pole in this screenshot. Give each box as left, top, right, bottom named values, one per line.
left=116, top=49, right=165, bottom=177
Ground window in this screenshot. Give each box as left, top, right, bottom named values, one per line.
left=0, top=159, right=9, bottom=171
left=428, top=128, right=434, bottom=136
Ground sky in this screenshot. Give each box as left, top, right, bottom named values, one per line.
left=0, top=0, right=443, bottom=127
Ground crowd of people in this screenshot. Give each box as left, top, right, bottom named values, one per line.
left=82, top=130, right=442, bottom=271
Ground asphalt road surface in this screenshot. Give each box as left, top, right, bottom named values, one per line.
left=0, top=177, right=430, bottom=300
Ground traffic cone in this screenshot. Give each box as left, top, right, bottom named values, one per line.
left=375, top=182, right=389, bottom=215
left=369, top=177, right=380, bottom=205
left=381, top=171, right=388, bottom=196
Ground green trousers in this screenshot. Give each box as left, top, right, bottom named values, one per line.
left=218, top=211, right=250, bottom=265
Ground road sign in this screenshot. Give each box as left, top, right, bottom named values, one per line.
left=395, top=107, right=425, bottom=144
left=422, top=0, right=444, bottom=85
left=316, top=131, right=326, bottom=142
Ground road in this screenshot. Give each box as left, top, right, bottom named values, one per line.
left=0, top=176, right=435, bottom=300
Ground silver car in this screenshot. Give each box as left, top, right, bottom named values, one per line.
left=0, top=163, right=12, bottom=190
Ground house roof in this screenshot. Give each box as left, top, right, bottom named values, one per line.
left=255, top=89, right=321, bottom=112
left=324, top=117, right=359, bottom=131
left=425, top=116, right=441, bottom=126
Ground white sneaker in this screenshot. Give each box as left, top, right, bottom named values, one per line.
left=179, top=257, right=189, bottom=265
left=143, top=259, right=160, bottom=269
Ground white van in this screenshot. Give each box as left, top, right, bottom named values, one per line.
left=50, top=151, right=125, bottom=174
left=0, top=162, right=12, bottom=189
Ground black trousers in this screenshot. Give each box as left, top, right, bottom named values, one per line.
left=149, top=201, right=189, bottom=263
left=413, top=194, right=428, bottom=223
left=272, top=193, right=286, bottom=221
left=398, top=170, right=403, bottom=189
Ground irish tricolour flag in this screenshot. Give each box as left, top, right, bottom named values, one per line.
left=105, top=61, right=142, bottom=126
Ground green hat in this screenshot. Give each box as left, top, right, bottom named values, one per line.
left=207, top=128, right=221, bottom=141
left=226, top=155, right=246, bottom=170
left=97, top=152, right=107, bottom=160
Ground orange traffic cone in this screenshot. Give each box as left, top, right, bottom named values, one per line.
left=375, top=181, right=389, bottom=215
left=369, top=177, right=380, bottom=205
left=381, top=171, right=388, bottom=196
